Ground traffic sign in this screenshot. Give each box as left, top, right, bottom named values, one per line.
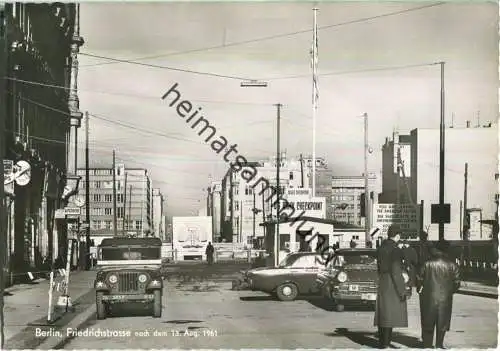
left=372, top=203, right=420, bottom=239
left=14, top=160, right=31, bottom=186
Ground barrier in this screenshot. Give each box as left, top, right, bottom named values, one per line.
left=47, top=268, right=70, bottom=323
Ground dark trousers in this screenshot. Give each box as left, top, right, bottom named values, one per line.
left=422, top=328, right=446, bottom=348
left=207, top=255, right=213, bottom=264
left=378, top=327, right=393, bottom=348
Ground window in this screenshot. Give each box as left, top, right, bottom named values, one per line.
left=95, top=181, right=101, bottom=188
left=233, top=186, right=239, bottom=195
left=289, top=172, right=294, bottom=180
left=117, top=194, right=124, bottom=203
left=117, top=181, right=121, bottom=190
left=117, top=168, right=121, bottom=176
left=245, top=186, right=253, bottom=195
left=135, top=220, right=142, bottom=230
left=105, top=221, right=112, bottom=229
left=91, top=208, right=104, bottom=216
left=117, top=207, right=124, bottom=218
left=104, top=194, right=112, bottom=202
left=234, top=202, right=239, bottom=211
left=93, top=194, right=101, bottom=202
left=105, top=208, right=112, bottom=215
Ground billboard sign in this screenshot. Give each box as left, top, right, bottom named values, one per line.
left=286, top=188, right=312, bottom=197
left=372, top=203, right=419, bottom=239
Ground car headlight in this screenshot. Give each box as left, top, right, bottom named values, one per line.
left=108, top=274, right=118, bottom=283
left=138, top=274, right=148, bottom=283
left=336, top=271, right=348, bottom=282
left=402, top=272, right=409, bottom=284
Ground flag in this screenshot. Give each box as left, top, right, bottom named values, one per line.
left=311, top=9, right=319, bottom=105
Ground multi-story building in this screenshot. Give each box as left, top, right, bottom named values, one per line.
left=380, top=132, right=413, bottom=204
left=303, top=156, right=333, bottom=219
left=77, top=164, right=152, bottom=244
left=219, top=153, right=320, bottom=245
left=379, top=123, right=498, bottom=241
left=407, top=124, right=497, bottom=241
left=1, top=3, right=83, bottom=279
left=151, top=188, right=165, bottom=240
left=331, top=174, right=379, bottom=226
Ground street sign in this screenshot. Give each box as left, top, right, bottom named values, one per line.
left=372, top=203, right=420, bottom=239
left=431, top=203, right=451, bottom=224
left=14, top=160, right=31, bottom=186
left=64, top=207, right=81, bottom=216
left=4, top=159, right=14, bottom=194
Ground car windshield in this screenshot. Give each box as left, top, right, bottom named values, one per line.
left=278, top=254, right=299, bottom=268
left=329, top=252, right=376, bottom=267
left=100, top=247, right=161, bottom=260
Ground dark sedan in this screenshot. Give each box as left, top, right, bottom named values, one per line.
left=242, top=252, right=324, bottom=301
left=315, top=248, right=411, bottom=312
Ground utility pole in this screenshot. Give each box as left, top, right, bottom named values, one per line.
left=128, top=185, right=132, bottom=235
left=252, top=191, right=256, bottom=244
left=84, top=112, right=90, bottom=269
left=463, top=162, right=468, bottom=239
left=0, top=4, right=8, bottom=348
left=299, top=153, right=304, bottom=188
left=112, top=150, right=117, bottom=237
left=438, top=61, right=445, bottom=242
left=363, top=113, right=370, bottom=243
left=275, top=103, right=282, bottom=267
left=122, top=172, right=127, bottom=235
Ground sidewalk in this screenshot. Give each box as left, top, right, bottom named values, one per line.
left=4, top=269, right=96, bottom=349
left=459, top=280, right=498, bottom=298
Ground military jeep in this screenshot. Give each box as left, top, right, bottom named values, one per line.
left=94, top=237, right=164, bottom=319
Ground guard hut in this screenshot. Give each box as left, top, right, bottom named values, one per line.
left=260, top=216, right=365, bottom=267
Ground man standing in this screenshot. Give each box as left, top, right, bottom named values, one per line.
left=205, top=242, right=214, bottom=265
left=374, top=225, right=410, bottom=348
left=417, top=240, right=460, bottom=348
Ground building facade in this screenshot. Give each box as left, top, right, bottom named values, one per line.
left=1, top=3, right=83, bottom=281
left=151, top=188, right=164, bottom=240
left=218, top=153, right=326, bottom=245
left=331, top=174, right=379, bottom=226
left=380, top=132, right=413, bottom=204
left=77, top=164, right=153, bottom=243
left=408, top=125, right=498, bottom=241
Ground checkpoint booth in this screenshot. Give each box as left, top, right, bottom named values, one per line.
left=260, top=216, right=369, bottom=266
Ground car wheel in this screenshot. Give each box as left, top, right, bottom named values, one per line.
left=276, top=283, right=298, bottom=301
left=335, top=303, right=345, bottom=312
left=153, top=290, right=162, bottom=318
left=96, top=292, right=106, bottom=320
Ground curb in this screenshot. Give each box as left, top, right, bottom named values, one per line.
left=457, top=289, right=498, bottom=299
left=36, top=303, right=97, bottom=350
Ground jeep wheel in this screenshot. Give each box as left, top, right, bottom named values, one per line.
left=276, top=283, right=298, bottom=301
left=96, top=292, right=106, bottom=320
left=152, top=290, right=162, bottom=318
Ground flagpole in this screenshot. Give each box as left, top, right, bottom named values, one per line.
left=312, top=7, right=318, bottom=197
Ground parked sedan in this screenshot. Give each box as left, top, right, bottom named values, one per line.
left=242, top=252, right=324, bottom=301
left=315, top=248, right=411, bottom=312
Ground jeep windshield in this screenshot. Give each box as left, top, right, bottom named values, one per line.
left=100, top=246, right=160, bottom=260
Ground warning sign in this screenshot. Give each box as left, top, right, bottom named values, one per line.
left=372, top=203, right=420, bottom=239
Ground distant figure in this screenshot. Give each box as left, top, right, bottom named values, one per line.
left=205, top=242, right=214, bottom=265
left=417, top=240, right=460, bottom=348
left=366, top=241, right=373, bottom=248
left=418, top=231, right=433, bottom=269
left=350, top=239, right=357, bottom=248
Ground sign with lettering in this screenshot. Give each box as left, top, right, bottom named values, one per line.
left=467, top=209, right=482, bottom=240
left=286, top=188, right=312, bottom=197
left=64, top=207, right=81, bottom=217
left=282, top=195, right=326, bottom=219
left=372, top=203, right=419, bottom=239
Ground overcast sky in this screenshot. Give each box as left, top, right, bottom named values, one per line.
left=77, top=1, right=499, bottom=217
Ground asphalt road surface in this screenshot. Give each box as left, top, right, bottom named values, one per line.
left=59, top=279, right=498, bottom=349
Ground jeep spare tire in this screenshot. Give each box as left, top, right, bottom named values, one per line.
left=96, top=292, right=106, bottom=320
left=276, top=283, right=298, bottom=301
left=153, top=290, right=162, bottom=318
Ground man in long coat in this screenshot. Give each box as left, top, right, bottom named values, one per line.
left=417, top=240, right=460, bottom=348
left=374, top=225, right=409, bottom=348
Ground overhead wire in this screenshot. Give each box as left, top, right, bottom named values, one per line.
left=80, top=2, right=446, bottom=68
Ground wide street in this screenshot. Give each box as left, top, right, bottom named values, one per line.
left=59, top=278, right=497, bottom=349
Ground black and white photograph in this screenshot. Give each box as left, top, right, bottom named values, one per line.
left=0, top=1, right=498, bottom=349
